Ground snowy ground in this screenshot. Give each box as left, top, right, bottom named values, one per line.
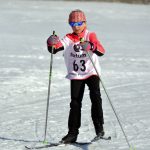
left=0, top=0, right=150, bottom=150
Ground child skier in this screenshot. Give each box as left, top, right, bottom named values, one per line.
left=47, top=9, right=105, bottom=144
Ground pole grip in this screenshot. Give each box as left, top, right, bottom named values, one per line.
left=53, top=30, right=55, bottom=36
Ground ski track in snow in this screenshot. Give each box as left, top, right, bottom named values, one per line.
left=0, top=0, right=150, bottom=150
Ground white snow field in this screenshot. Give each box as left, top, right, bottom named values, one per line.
left=0, top=0, right=150, bottom=150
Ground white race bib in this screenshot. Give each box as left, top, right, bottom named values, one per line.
left=61, top=30, right=101, bottom=80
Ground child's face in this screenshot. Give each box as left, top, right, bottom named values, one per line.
left=72, top=22, right=86, bottom=35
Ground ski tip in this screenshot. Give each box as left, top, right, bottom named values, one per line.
left=25, top=146, right=31, bottom=149
left=102, top=136, right=111, bottom=140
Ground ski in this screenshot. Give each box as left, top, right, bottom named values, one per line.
left=25, top=142, right=90, bottom=149
left=25, top=142, right=63, bottom=149
left=91, top=135, right=111, bottom=142
left=25, top=136, right=111, bottom=149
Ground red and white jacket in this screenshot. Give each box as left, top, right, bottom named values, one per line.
left=48, top=28, right=105, bottom=80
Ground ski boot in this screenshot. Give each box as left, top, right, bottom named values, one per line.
left=61, top=131, right=78, bottom=144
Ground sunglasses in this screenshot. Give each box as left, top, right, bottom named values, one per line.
left=69, top=21, right=84, bottom=27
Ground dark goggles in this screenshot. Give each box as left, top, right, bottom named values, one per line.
left=69, top=21, right=84, bottom=27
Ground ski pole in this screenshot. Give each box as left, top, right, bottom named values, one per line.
left=86, top=50, right=131, bottom=148
left=80, top=38, right=133, bottom=149
left=44, top=31, right=55, bottom=142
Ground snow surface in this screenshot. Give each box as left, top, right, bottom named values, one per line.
left=0, top=0, right=150, bottom=150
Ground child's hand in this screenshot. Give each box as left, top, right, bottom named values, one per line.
left=47, top=35, right=60, bottom=47
left=79, top=41, right=96, bottom=51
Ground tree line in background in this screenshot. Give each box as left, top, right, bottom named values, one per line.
left=65, top=0, right=150, bottom=4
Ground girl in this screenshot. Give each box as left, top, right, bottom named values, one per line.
left=47, top=9, right=105, bottom=144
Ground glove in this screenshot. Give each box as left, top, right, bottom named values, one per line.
left=47, top=34, right=63, bottom=54
left=47, top=35, right=60, bottom=47
left=74, top=41, right=96, bottom=52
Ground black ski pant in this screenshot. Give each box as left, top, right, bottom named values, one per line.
left=68, top=75, right=104, bottom=134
